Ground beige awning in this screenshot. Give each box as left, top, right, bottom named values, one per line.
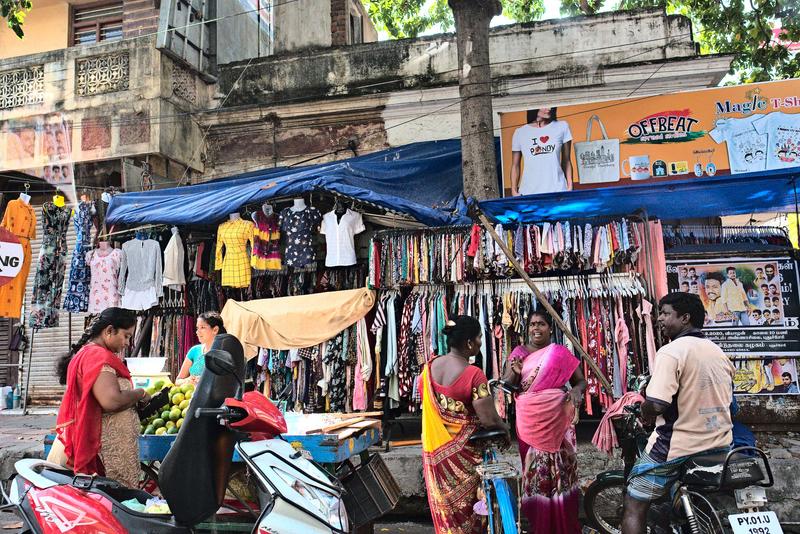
left=220, top=288, right=376, bottom=358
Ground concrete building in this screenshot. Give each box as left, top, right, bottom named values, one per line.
left=0, top=0, right=378, bottom=400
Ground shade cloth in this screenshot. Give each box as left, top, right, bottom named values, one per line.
left=479, top=167, right=800, bottom=224
left=106, top=140, right=484, bottom=227
left=220, top=288, right=376, bottom=358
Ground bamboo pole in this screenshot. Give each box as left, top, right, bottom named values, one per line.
left=475, top=211, right=613, bottom=393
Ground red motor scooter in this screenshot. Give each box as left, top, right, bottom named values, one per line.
left=1, top=334, right=351, bottom=533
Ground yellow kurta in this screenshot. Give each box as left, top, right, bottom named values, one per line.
left=0, top=200, right=36, bottom=318
left=215, top=218, right=255, bottom=288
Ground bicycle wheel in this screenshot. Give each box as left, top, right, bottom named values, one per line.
left=584, top=477, right=624, bottom=534
left=491, top=478, right=518, bottom=534
left=680, top=491, right=724, bottom=534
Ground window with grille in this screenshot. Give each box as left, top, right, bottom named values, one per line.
left=72, top=2, right=124, bottom=46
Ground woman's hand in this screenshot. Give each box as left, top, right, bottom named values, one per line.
left=136, top=389, right=152, bottom=406
left=510, top=358, right=522, bottom=376
left=567, top=387, right=583, bottom=408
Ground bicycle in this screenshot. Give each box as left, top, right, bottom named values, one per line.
left=468, top=379, right=521, bottom=534
left=583, top=402, right=778, bottom=534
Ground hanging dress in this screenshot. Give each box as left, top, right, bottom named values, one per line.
left=29, top=202, right=71, bottom=329
left=86, top=248, right=122, bottom=314
left=214, top=218, right=255, bottom=288
left=0, top=199, right=36, bottom=319
left=63, top=201, right=94, bottom=313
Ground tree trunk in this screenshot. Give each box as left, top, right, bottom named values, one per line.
left=448, top=0, right=502, bottom=201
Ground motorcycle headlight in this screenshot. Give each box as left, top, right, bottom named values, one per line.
left=273, top=468, right=349, bottom=531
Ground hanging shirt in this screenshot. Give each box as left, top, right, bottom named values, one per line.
left=511, top=121, right=573, bottom=195
left=214, top=218, right=255, bottom=288
left=320, top=209, right=365, bottom=267
left=86, top=248, right=122, bottom=314
left=251, top=212, right=282, bottom=271
left=279, top=206, right=322, bottom=269
left=753, top=111, right=800, bottom=169
left=118, top=238, right=163, bottom=311
left=709, top=115, right=768, bottom=174
left=162, top=230, right=186, bottom=290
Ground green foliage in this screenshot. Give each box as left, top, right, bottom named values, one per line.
left=363, top=0, right=799, bottom=83
left=1, top=0, right=32, bottom=38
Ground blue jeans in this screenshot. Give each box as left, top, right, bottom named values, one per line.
left=732, top=310, right=750, bottom=326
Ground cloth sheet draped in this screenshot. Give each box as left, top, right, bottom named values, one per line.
left=221, top=287, right=375, bottom=358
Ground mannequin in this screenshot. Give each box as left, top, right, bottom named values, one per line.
left=53, top=194, right=65, bottom=208
left=290, top=198, right=307, bottom=212
left=262, top=203, right=273, bottom=216
left=229, top=213, right=241, bottom=221
left=98, top=240, right=111, bottom=252
left=171, top=226, right=179, bottom=235
left=19, top=186, right=31, bottom=204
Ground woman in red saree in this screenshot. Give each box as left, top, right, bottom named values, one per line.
left=421, top=316, right=509, bottom=534
left=50, top=307, right=149, bottom=486
left=503, top=310, right=586, bottom=534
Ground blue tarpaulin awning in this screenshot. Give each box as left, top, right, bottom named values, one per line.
left=478, top=167, right=800, bottom=224
left=106, top=140, right=473, bottom=227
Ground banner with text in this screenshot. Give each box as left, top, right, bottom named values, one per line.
left=499, top=78, right=800, bottom=197
left=666, top=257, right=800, bottom=395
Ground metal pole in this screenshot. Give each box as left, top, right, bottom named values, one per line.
left=21, top=328, right=36, bottom=415
left=475, top=211, right=613, bottom=393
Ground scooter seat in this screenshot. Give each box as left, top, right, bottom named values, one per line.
left=35, top=465, right=191, bottom=533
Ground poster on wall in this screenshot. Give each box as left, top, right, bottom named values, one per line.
left=0, top=114, right=77, bottom=205
left=732, top=356, right=800, bottom=395
left=667, top=257, right=800, bottom=395
left=498, top=78, right=800, bottom=196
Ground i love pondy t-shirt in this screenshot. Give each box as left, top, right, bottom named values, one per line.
left=512, top=121, right=572, bottom=195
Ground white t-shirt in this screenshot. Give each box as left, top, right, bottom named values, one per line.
left=511, top=121, right=572, bottom=195
left=753, top=111, right=800, bottom=169
left=709, top=115, right=768, bottom=174
left=320, top=209, right=365, bottom=267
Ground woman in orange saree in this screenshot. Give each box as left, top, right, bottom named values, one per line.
left=421, top=316, right=509, bottom=534
left=503, top=310, right=586, bottom=534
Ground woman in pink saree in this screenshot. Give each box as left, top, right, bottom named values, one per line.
left=503, top=310, right=586, bottom=533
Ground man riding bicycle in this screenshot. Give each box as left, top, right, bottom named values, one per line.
left=621, top=292, right=735, bottom=534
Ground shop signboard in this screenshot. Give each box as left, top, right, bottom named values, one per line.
left=0, top=228, right=23, bottom=287
left=666, top=257, right=800, bottom=395
left=499, top=78, right=800, bottom=196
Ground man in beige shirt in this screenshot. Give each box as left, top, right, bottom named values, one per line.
left=720, top=267, right=750, bottom=326
left=622, top=292, right=734, bottom=534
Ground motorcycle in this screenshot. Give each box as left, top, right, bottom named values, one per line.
left=1, top=334, right=351, bottom=533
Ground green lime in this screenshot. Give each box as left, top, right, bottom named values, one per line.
left=169, top=408, right=181, bottom=421
left=181, top=407, right=188, bottom=418
left=185, top=390, right=193, bottom=400
left=176, top=418, right=183, bottom=429
left=171, top=393, right=185, bottom=406
left=167, top=426, right=179, bottom=435
left=180, top=384, right=192, bottom=394
left=153, top=380, right=165, bottom=391
left=161, top=410, right=171, bottom=421
left=165, top=421, right=176, bottom=429
left=178, top=399, right=190, bottom=410
left=152, top=418, right=165, bottom=429
left=155, top=427, right=167, bottom=436
left=144, top=425, right=155, bottom=435
left=169, top=386, right=180, bottom=396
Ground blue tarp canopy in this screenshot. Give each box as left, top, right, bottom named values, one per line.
left=106, top=140, right=472, bottom=227
left=479, top=167, right=800, bottom=224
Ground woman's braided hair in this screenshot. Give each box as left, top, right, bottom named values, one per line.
left=56, top=307, right=137, bottom=385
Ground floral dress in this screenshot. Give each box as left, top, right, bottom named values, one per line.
left=86, top=248, right=122, bottom=314
left=29, top=202, right=71, bottom=329
left=63, top=201, right=94, bottom=313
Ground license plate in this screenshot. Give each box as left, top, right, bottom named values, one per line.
left=729, top=511, right=783, bottom=534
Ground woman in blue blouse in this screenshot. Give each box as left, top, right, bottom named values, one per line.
left=177, top=312, right=226, bottom=382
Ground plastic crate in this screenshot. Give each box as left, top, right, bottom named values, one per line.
left=340, top=453, right=401, bottom=527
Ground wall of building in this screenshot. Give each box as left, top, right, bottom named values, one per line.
left=0, top=1, right=69, bottom=60
left=217, top=0, right=272, bottom=64
left=203, top=9, right=730, bottom=178
left=273, top=0, right=332, bottom=53
left=0, top=36, right=207, bottom=172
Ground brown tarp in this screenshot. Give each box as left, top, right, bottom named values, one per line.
left=220, top=288, right=376, bottom=359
